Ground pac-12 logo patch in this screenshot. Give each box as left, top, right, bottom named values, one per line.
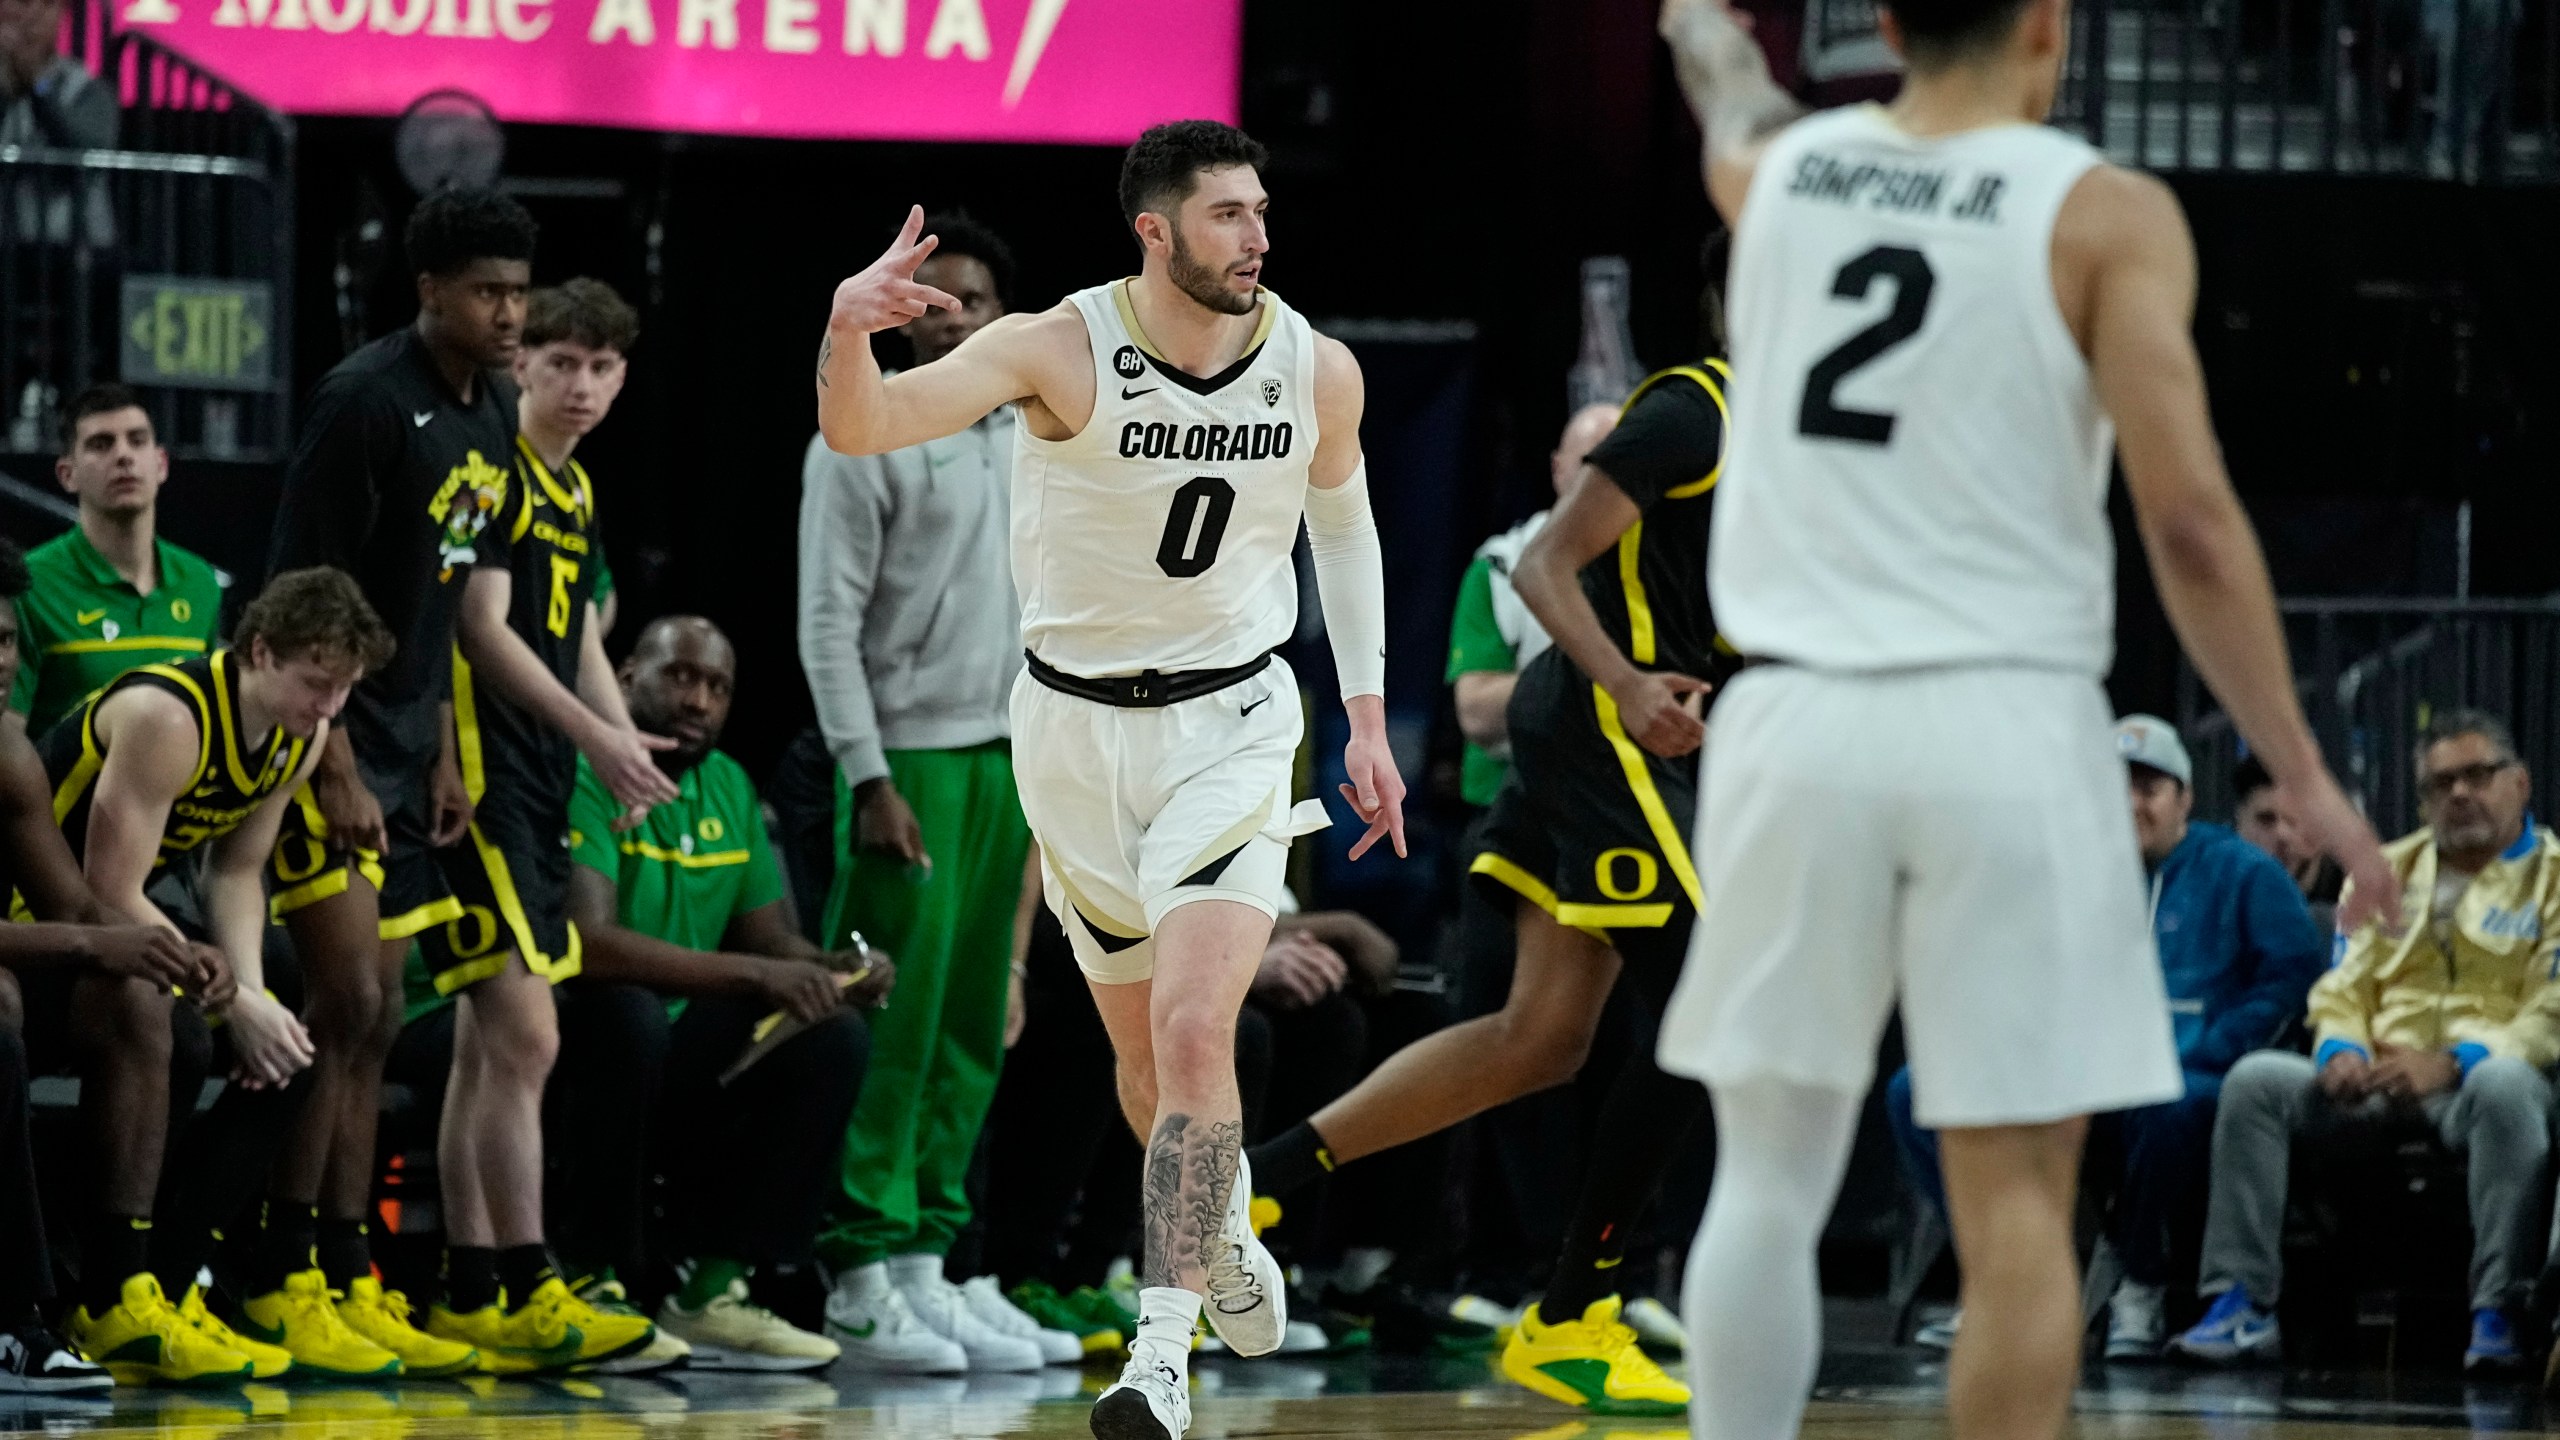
left=1113, top=345, right=1146, bottom=379
left=1261, top=378, right=1283, bottom=408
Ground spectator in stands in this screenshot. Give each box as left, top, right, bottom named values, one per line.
left=8, top=385, right=224, bottom=740
left=2174, top=708, right=2558, bottom=1373
left=1890, top=715, right=2324, bottom=1359
left=0, top=0, right=112, bottom=150
left=2232, top=754, right=2343, bottom=924
left=562, top=614, right=889, bottom=1370
left=0, top=537, right=240, bottom=1385
left=796, top=212, right=1053, bottom=1373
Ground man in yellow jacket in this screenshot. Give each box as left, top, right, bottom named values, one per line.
left=2174, top=709, right=2559, bottom=1373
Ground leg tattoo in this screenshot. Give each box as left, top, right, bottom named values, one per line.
left=1140, top=1114, right=1244, bottom=1290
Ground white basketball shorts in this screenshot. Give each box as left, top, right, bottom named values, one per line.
left=1011, top=654, right=1330, bottom=985
left=1657, top=663, right=2181, bottom=1128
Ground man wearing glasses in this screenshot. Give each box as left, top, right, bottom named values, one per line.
left=2174, top=709, right=2560, bottom=1374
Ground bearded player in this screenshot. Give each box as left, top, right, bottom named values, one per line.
left=816, top=120, right=1404, bottom=1440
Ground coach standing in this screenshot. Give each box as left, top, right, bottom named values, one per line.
left=796, top=212, right=1061, bottom=1373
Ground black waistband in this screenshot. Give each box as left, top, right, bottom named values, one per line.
left=1023, top=649, right=1273, bottom=708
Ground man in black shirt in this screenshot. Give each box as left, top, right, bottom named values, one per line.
left=1252, top=356, right=1734, bottom=1416
left=253, top=188, right=533, bottom=1378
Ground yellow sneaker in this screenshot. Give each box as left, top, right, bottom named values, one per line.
left=534, top=1277, right=657, bottom=1368
left=1249, top=1196, right=1282, bottom=1237
left=1499, top=1297, right=1689, bottom=1416
left=64, top=1273, right=255, bottom=1386
left=338, top=1276, right=479, bottom=1378
left=238, top=1270, right=402, bottom=1380
left=174, top=1286, right=293, bottom=1380
left=427, top=1290, right=586, bottom=1376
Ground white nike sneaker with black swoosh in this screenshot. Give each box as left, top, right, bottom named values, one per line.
left=1199, top=1154, right=1286, bottom=1357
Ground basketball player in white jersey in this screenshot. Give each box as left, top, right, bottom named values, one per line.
left=814, top=121, right=1405, bottom=1440
left=1651, top=4, right=2399, bottom=1440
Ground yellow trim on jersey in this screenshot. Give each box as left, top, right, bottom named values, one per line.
left=1588, top=684, right=1706, bottom=913
left=1615, top=360, right=1732, bottom=500
left=208, top=650, right=275, bottom=797
left=464, top=820, right=554, bottom=972
left=452, top=647, right=488, bottom=804
left=380, top=894, right=464, bottom=941
left=1469, top=853, right=1610, bottom=941
left=63, top=665, right=217, bottom=826
left=619, top=838, right=755, bottom=869
left=50, top=727, right=103, bottom=826
left=1617, top=521, right=1657, bottom=666
left=1112, top=278, right=1280, bottom=366
left=1556, top=901, right=1676, bottom=929
left=43, top=636, right=209, bottom=657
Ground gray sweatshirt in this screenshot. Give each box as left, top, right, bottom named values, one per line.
left=796, top=406, right=1021, bottom=790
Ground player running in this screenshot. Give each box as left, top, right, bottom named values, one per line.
left=816, top=120, right=1404, bottom=1440
left=1652, top=4, right=2396, bottom=1440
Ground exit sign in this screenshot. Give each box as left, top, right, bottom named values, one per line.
left=121, top=276, right=276, bottom=392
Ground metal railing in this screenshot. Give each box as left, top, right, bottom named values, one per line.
left=2177, top=599, right=2560, bottom=839
left=2053, top=0, right=2557, bottom=181
left=1, top=8, right=292, bottom=464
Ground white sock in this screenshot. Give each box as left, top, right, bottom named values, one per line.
left=1135, top=1286, right=1203, bottom=1360
left=1682, top=1079, right=1862, bottom=1440
left=842, top=1261, right=892, bottom=1299
left=885, top=1254, right=943, bottom=1290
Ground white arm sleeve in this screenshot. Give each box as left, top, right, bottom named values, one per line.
left=1303, top=462, right=1387, bottom=700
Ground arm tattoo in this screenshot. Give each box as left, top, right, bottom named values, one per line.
left=1139, top=1113, right=1246, bottom=1290
left=816, top=332, right=834, bottom=388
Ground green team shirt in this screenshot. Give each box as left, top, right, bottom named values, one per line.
left=402, top=748, right=785, bottom=1023
left=568, top=748, right=782, bottom=953
left=10, top=528, right=225, bottom=737
left=1445, top=553, right=1515, bottom=807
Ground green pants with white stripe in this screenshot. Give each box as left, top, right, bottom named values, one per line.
left=815, top=740, right=1031, bottom=1269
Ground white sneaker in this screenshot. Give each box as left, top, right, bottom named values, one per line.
left=1912, top=1309, right=1961, bottom=1351
left=888, top=1259, right=1043, bottom=1373
left=1625, top=1296, right=1687, bottom=1352
left=825, top=1264, right=967, bottom=1374
left=958, top=1275, right=1081, bottom=1366
left=1200, top=1154, right=1287, bottom=1357
left=2104, top=1281, right=2166, bottom=1361
left=1091, top=1336, right=1190, bottom=1440
left=663, top=1280, right=841, bottom=1372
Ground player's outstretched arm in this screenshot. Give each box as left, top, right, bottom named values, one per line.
left=2080, top=168, right=2398, bottom=931
left=1305, top=335, right=1405, bottom=862
left=818, top=205, right=1058, bottom=456
left=1660, top=0, right=1805, bottom=225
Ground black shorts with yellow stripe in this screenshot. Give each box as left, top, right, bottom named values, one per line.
left=1471, top=646, right=1702, bottom=972
left=269, top=758, right=581, bottom=995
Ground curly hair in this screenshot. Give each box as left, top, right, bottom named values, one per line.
left=1117, top=120, right=1269, bottom=230
left=525, top=277, right=640, bottom=353
left=235, top=568, right=397, bottom=675
left=406, top=187, right=539, bottom=278
left=919, top=211, right=1017, bottom=309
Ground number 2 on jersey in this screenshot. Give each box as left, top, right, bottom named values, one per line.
left=1798, top=245, right=1937, bottom=446
left=1155, top=476, right=1236, bottom=578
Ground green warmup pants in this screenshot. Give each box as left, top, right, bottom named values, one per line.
left=815, top=740, right=1031, bottom=1268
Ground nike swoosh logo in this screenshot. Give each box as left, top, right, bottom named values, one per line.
left=1121, top=386, right=1157, bottom=400
left=413, top=411, right=435, bottom=428
left=76, top=608, right=107, bottom=624
left=1240, top=695, right=1270, bottom=717
left=1593, top=1256, right=1623, bottom=1270
left=846, top=1320, right=877, bottom=1339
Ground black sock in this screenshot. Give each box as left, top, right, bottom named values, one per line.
left=318, top=1218, right=372, bottom=1291
left=1540, top=1055, right=1710, bottom=1323
left=1248, top=1123, right=1338, bottom=1201
left=148, top=1220, right=218, bottom=1301
left=444, top=1246, right=499, bottom=1313
left=252, top=1200, right=318, bottom=1293
left=79, top=1214, right=152, bottom=1315
left=498, top=1245, right=557, bottom=1310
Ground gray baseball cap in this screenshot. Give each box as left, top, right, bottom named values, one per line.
left=2116, top=714, right=2192, bottom=787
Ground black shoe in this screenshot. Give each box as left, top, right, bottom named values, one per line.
left=0, top=1324, right=112, bottom=1392
left=1320, top=1280, right=1497, bottom=1356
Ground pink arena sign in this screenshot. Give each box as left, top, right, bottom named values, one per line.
left=113, top=0, right=1239, bottom=144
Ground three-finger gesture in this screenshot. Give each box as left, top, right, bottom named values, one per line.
left=828, top=205, right=962, bottom=337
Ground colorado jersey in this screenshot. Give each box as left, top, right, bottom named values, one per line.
left=41, top=650, right=305, bottom=869
left=1713, top=105, right=2115, bottom=675
left=1015, top=280, right=1319, bottom=678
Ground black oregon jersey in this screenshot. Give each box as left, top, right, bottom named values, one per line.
left=268, top=326, right=517, bottom=775
left=453, top=434, right=601, bottom=809
left=1577, top=360, right=1734, bottom=683
left=40, top=650, right=306, bottom=869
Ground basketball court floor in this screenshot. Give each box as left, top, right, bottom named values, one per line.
left=6, top=1310, right=2544, bottom=1440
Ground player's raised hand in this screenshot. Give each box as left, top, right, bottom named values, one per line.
left=827, top=205, right=963, bottom=337
left=1609, top=670, right=1713, bottom=758
left=1339, top=701, right=1408, bottom=862
left=2294, top=770, right=2401, bottom=933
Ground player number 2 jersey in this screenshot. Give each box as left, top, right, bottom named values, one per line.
left=1014, top=280, right=1320, bottom=678
left=1712, top=105, right=2117, bottom=676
